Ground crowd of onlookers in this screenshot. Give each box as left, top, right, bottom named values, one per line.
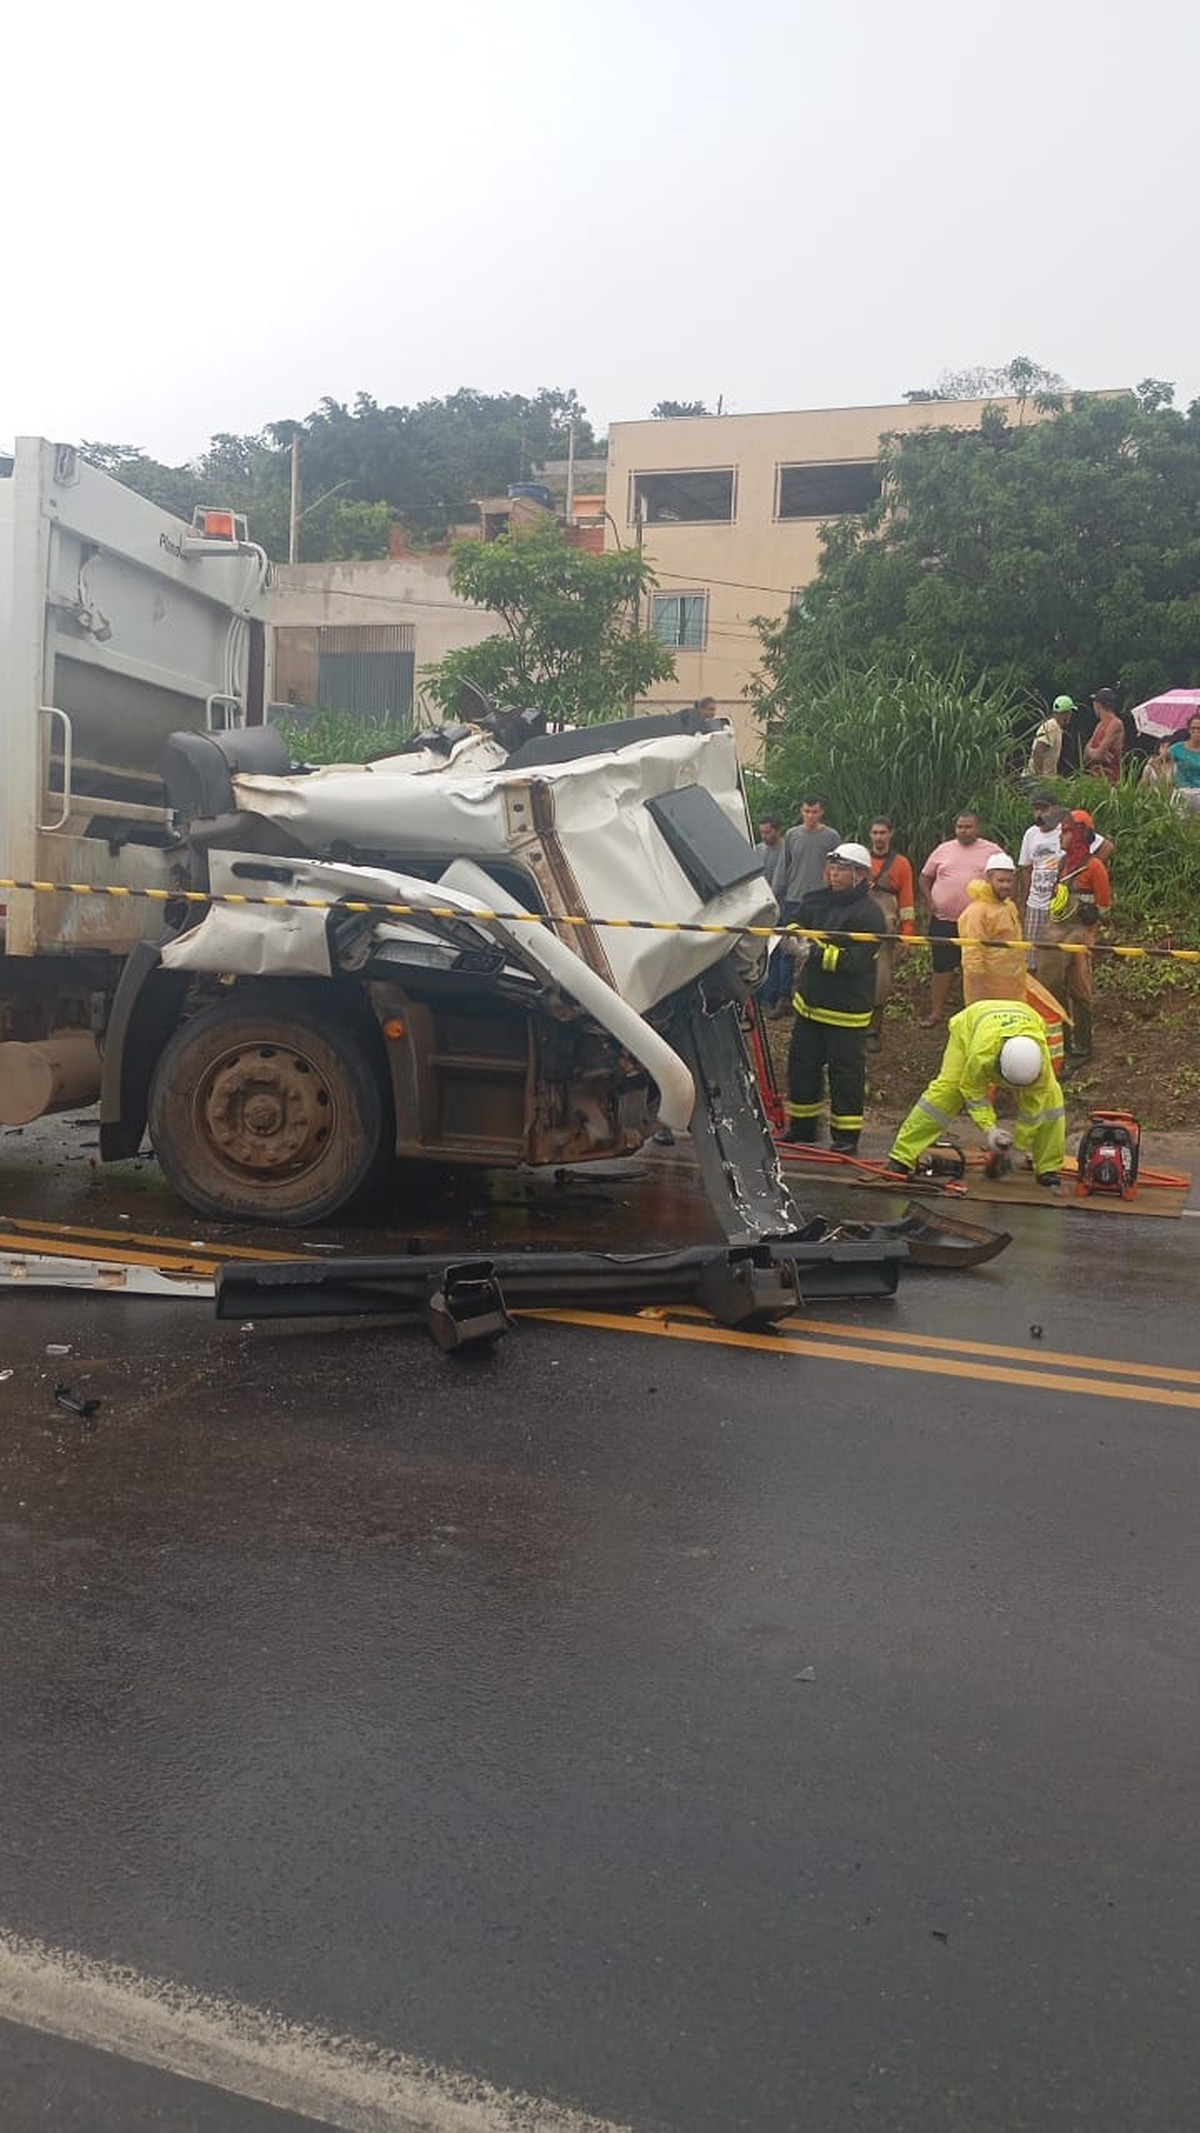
left=1140, top=714, right=1200, bottom=809
left=1026, top=687, right=1200, bottom=808
left=745, top=683, right=1200, bottom=1181
left=756, top=791, right=1112, bottom=1074
left=752, top=787, right=1115, bottom=1176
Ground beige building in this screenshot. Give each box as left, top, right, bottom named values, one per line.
left=269, top=482, right=609, bottom=724
left=268, top=554, right=498, bottom=725
left=605, top=398, right=1053, bottom=758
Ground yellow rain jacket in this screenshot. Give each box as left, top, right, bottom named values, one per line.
left=958, top=878, right=1027, bottom=1006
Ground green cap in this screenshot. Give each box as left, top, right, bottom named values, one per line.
left=1053, top=695, right=1076, bottom=713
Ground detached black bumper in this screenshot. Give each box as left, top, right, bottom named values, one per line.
left=216, top=1235, right=903, bottom=1350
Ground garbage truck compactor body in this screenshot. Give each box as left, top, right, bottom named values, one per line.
left=1, top=438, right=801, bottom=1243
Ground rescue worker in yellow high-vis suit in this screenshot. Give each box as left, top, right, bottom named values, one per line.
left=885, top=1000, right=1066, bottom=1186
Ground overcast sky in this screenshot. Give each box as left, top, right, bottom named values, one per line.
left=3, top=0, right=1196, bottom=461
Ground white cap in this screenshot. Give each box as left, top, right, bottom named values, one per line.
left=829, top=841, right=872, bottom=870
left=985, top=851, right=1017, bottom=873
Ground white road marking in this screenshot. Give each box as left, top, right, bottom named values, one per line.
left=0, top=1929, right=633, bottom=2133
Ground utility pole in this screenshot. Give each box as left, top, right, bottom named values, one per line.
left=628, top=499, right=645, bottom=712
left=565, top=420, right=576, bottom=522
left=288, top=436, right=300, bottom=565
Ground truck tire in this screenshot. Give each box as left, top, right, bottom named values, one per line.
left=147, top=990, right=390, bottom=1225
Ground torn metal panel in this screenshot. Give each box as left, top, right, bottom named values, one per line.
left=0, top=1249, right=214, bottom=1296
left=668, top=995, right=804, bottom=1244
left=158, top=851, right=492, bottom=980
left=160, top=899, right=333, bottom=978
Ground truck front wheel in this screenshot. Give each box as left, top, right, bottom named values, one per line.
left=147, top=990, right=390, bottom=1225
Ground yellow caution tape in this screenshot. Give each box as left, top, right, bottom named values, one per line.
left=0, top=877, right=1198, bottom=963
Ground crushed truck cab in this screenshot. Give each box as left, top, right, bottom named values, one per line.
left=101, top=706, right=802, bottom=1237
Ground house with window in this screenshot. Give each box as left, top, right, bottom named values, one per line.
left=604, top=398, right=1042, bottom=759
left=268, top=552, right=498, bottom=727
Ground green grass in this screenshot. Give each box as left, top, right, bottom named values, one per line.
left=272, top=709, right=412, bottom=764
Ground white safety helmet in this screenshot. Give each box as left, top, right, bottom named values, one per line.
left=828, top=841, right=872, bottom=871
left=998, top=1034, right=1043, bottom=1086
left=984, top=851, right=1017, bottom=873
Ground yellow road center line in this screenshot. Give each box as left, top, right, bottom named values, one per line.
left=527, top=1309, right=1200, bottom=1411
left=0, top=1234, right=222, bottom=1275
left=0, top=1218, right=301, bottom=1261
left=666, top=1305, right=1200, bottom=1388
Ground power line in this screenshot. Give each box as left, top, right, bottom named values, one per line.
left=273, top=583, right=485, bottom=615
left=646, top=568, right=797, bottom=598
left=271, top=587, right=769, bottom=645
left=273, top=565, right=798, bottom=606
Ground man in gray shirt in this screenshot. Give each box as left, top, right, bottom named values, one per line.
left=753, top=812, right=792, bottom=1011
left=777, top=797, right=841, bottom=919
left=754, top=812, right=790, bottom=898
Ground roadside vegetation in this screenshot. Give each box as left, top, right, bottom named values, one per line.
left=424, top=519, right=672, bottom=729
left=751, top=657, right=1200, bottom=943
left=751, top=381, right=1200, bottom=714
left=270, top=709, right=411, bottom=764
left=751, top=375, right=1200, bottom=962
left=81, top=387, right=602, bottom=558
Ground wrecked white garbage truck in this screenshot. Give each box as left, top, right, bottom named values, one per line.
left=0, top=436, right=796, bottom=1241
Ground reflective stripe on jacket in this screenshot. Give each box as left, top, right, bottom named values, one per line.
left=789, top=883, right=885, bottom=1026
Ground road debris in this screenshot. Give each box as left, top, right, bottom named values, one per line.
left=214, top=1236, right=906, bottom=1354
left=53, top=1384, right=101, bottom=1419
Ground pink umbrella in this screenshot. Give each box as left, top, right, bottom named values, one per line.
left=1131, top=688, right=1200, bottom=740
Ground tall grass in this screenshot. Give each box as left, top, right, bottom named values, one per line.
left=761, top=660, right=1200, bottom=942
left=270, top=708, right=411, bottom=765
left=760, top=658, right=1027, bottom=866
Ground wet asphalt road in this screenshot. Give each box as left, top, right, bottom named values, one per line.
left=0, top=1122, right=1198, bottom=2131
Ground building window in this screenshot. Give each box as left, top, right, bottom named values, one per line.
left=633, top=469, right=735, bottom=525
left=651, top=592, right=708, bottom=650
left=776, top=462, right=881, bottom=519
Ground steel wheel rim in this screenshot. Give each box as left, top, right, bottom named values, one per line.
left=191, top=1040, right=338, bottom=1185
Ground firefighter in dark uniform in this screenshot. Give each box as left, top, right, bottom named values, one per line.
left=783, top=841, right=884, bottom=1154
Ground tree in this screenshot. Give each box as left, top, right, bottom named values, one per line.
left=266, top=386, right=598, bottom=537
left=651, top=400, right=712, bottom=419
left=80, top=434, right=292, bottom=554
left=751, top=389, right=1200, bottom=726
left=423, top=518, right=675, bottom=728
left=85, top=385, right=602, bottom=556
left=903, top=355, right=1067, bottom=406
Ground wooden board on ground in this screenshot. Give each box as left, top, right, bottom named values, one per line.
left=851, top=1167, right=1189, bottom=1218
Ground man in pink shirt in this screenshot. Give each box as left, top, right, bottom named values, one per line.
left=918, top=811, right=1002, bottom=1026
